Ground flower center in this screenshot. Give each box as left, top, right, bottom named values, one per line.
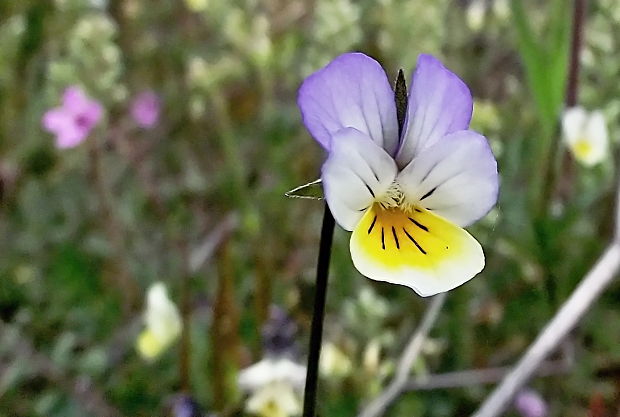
left=378, top=181, right=404, bottom=208
left=573, top=138, right=593, bottom=159
left=74, top=114, right=91, bottom=129
left=377, top=181, right=421, bottom=213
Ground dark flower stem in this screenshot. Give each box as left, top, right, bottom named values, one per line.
left=566, top=0, right=587, bottom=107
left=302, top=203, right=335, bottom=417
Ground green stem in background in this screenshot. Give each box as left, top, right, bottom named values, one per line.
left=543, top=0, right=587, bottom=210
left=88, top=138, right=139, bottom=312
left=111, top=123, right=195, bottom=390
left=550, top=0, right=588, bottom=207
left=179, top=240, right=192, bottom=392
left=566, top=0, right=587, bottom=108
left=538, top=0, right=589, bottom=307
left=209, top=89, right=249, bottom=212
left=558, top=0, right=589, bottom=305
left=254, top=246, right=273, bottom=353
left=302, top=204, right=335, bottom=417
left=511, top=0, right=570, bottom=217
left=211, top=239, right=242, bottom=411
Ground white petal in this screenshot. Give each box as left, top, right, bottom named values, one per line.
left=397, top=130, right=498, bottom=227
left=585, top=111, right=608, bottom=148
left=563, top=109, right=608, bottom=166
left=322, top=128, right=398, bottom=231
left=574, top=111, right=609, bottom=166
left=562, top=106, right=587, bottom=145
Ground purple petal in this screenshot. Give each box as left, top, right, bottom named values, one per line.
left=397, top=129, right=498, bottom=227
left=395, top=54, right=473, bottom=167
left=515, top=389, right=548, bottom=417
left=80, top=100, right=103, bottom=129
left=62, top=86, right=103, bottom=129
left=55, top=125, right=88, bottom=149
left=131, top=91, right=161, bottom=128
left=62, top=86, right=91, bottom=112
left=42, top=108, right=71, bottom=133
left=298, top=53, right=399, bottom=155
left=172, top=394, right=203, bottom=417
left=43, top=87, right=102, bottom=149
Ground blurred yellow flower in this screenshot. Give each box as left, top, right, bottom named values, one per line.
left=319, top=342, right=352, bottom=378
left=136, top=282, right=182, bottom=360
left=472, top=99, right=501, bottom=132
left=362, top=339, right=382, bottom=374
left=562, top=107, right=608, bottom=167
left=185, top=0, right=209, bottom=12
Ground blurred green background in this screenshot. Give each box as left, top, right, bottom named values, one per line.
left=1, top=0, right=620, bottom=416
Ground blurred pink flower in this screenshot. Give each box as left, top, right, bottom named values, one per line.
left=131, top=91, right=160, bottom=128
left=515, top=389, right=548, bottom=417
left=42, top=86, right=103, bottom=149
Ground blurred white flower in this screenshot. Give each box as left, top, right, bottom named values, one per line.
left=466, top=0, right=486, bottom=31
left=493, top=0, right=509, bottom=21
left=239, top=357, right=306, bottom=390
left=246, top=381, right=301, bottom=417
left=136, top=282, right=182, bottom=360
left=319, top=342, right=352, bottom=378
left=562, top=107, right=608, bottom=167
left=239, top=357, right=306, bottom=417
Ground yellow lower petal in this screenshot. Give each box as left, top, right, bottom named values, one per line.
left=136, top=329, right=167, bottom=360
left=350, top=204, right=484, bottom=296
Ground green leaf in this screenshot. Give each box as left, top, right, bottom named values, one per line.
left=511, top=0, right=570, bottom=134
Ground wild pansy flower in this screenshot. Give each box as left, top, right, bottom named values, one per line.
left=136, top=282, right=182, bottom=360
left=245, top=381, right=302, bottom=417
left=239, top=307, right=305, bottom=417
left=239, top=357, right=306, bottom=417
left=131, top=90, right=161, bottom=129
left=298, top=53, right=498, bottom=296
left=42, top=86, right=103, bottom=149
left=562, top=106, right=608, bottom=167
